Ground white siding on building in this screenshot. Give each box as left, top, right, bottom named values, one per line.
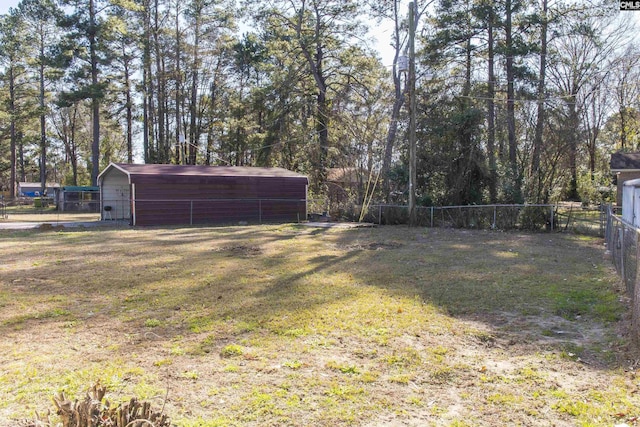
left=622, top=178, right=640, bottom=227
left=100, top=169, right=130, bottom=220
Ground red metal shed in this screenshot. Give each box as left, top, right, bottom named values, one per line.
left=98, top=163, right=308, bottom=226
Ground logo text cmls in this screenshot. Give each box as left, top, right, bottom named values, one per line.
left=620, top=1, right=640, bottom=10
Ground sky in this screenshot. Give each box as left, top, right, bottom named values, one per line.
left=0, top=0, right=19, bottom=16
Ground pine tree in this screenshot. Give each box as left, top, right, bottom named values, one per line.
left=58, top=0, right=112, bottom=185
left=0, top=10, right=32, bottom=198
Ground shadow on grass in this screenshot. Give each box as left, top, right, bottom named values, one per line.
left=0, top=224, right=627, bottom=369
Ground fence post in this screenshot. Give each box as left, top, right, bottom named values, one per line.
left=190, top=200, right=193, bottom=225
left=430, top=206, right=434, bottom=228
left=493, top=205, right=497, bottom=229
left=550, top=206, right=554, bottom=231
left=621, top=224, right=625, bottom=281
left=606, top=205, right=612, bottom=246
left=633, top=230, right=640, bottom=339
left=378, top=205, right=382, bottom=225
left=633, top=229, right=640, bottom=297
left=259, top=199, right=262, bottom=224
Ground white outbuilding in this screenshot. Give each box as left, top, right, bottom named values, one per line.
left=622, top=178, right=640, bottom=227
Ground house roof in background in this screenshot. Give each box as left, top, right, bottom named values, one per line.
left=611, top=152, right=640, bottom=171
left=99, top=163, right=308, bottom=180
left=327, top=167, right=362, bottom=183
left=18, top=182, right=61, bottom=188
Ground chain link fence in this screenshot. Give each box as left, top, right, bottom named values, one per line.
left=1, top=196, right=306, bottom=226
left=322, top=202, right=606, bottom=234
left=605, top=206, right=640, bottom=341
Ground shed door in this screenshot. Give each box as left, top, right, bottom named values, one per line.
left=108, top=185, right=131, bottom=220
left=102, top=173, right=131, bottom=219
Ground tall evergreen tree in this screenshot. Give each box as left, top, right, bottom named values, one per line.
left=20, top=0, right=64, bottom=194
left=255, top=0, right=366, bottom=193
left=58, top=0, right=112, bottom=185
left=0, top=10, right=31, bottom=198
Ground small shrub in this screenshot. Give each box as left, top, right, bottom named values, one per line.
left=519, top=206, right=549, bottom=231
left=220, top=344, right=243, bottom=358
left=144, top=318, right=162, bottom=327
left=326, top=361, right=360, bottom=374
left=283, top=360, right=302, bottom=370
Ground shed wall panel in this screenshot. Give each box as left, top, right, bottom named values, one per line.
left=131, top=176, right=306, bottom=226
left=134, top=199, right=305, bottom=226
left=134, top=178, right=261, bottom=200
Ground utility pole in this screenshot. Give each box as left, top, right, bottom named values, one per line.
left=408, top=1, right=417, bottom=227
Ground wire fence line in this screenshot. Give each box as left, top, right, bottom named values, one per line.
left=3, top=194, right=607, bottom=235
left=101, top=197, right=307, bottom=225
left=347, top=203, right=606, bottom=235
left=605, top=206, right=640, bottom=340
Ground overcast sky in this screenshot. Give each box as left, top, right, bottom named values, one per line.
left=0, top=0, right=18, bottom=15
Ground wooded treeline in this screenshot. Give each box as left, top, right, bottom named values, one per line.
left=0, top=0, right=638, bottom=207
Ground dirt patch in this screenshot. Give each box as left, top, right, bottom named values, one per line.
left=212, top=245, right=263, bottom=257
left=37, top=223, right=65, bottom=231
left=344, top=241, right=403, bottom=251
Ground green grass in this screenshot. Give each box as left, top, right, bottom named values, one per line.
left=0, top=224, right=636, bottom=426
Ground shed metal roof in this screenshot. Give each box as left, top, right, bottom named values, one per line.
left=99, top=163, right=308, bottom=181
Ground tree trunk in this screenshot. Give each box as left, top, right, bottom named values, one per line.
left=486, top=6, right=497, bottom=203
left=9, top=65, right=17, bottom=199
left=189, top=9, right=200, bottom=165
left=70, top=106, right=79, bottom=186
left=163, top=54, right=170, bottom=162
left=567, top=100, right=579, bottom=200
left=175, top=2, right=183, bottom=164
left=124, top=49, right=133, bottom=164
left=142, top=0, right=153, bottom=163
left=316, top=79, right=329, bottom=191
left=60, top=105, right=79, bottom=186
left=381, top=0, right=405, bottom=202
left=295, top=2, right=330, bottom=194
left=39, top=33, right=47, bottom=194
left=18, top=138, right=26, bottom=183
left=530, top=0, right=547, bottom=203
left=314, top=31, right=329, bottom=192
left=505, top=0, right=521, bottom=202
left=206, top=79, right=217, bottom=166
left=154, top=0, right=167, bottom=163
left=89, top=0, right=100, bottom=186
left=619, top=107, right=627, bottom=150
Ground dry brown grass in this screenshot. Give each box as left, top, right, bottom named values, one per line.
left=0, top=224, right=638, bottom=426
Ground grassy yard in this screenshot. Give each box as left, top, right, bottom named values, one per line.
left=0, top=224, right=637, bottom=426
